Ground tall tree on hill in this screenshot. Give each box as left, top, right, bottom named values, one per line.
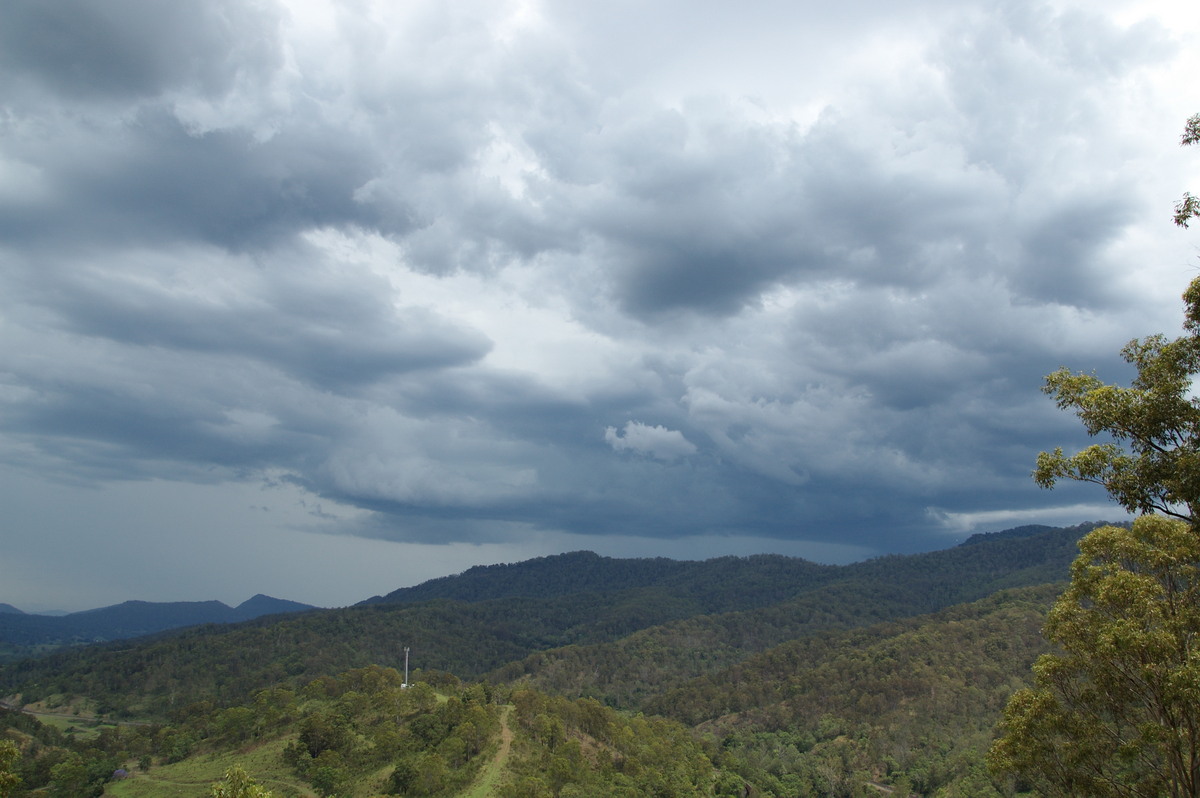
left=210, top=765, right=274, bottom=798
left=0, top=741, right=18, bottom=798
left=1035, top=128, right=1200, bottom=521
left=990, top=516, right=1200, bottom=796
left=989, top=116, right=1200, bottom=797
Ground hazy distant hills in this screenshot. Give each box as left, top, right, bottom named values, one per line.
left=1, top=522, right=1101, bottom=666
left=0, top=594, right=315, bottom=651
left=365, top=522, right=1095, bottom=608
left=0, top=521, right=1110, bottom=720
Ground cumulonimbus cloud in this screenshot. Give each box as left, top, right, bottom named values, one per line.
left=0, top=0, right=1186, bottom=581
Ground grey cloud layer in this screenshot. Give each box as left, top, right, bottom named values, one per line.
left=0, top=0, right=284, bottom=101
left=0, top=0, right=1174, bottom=558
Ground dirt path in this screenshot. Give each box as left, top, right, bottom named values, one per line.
left=463, top=704, right=514, bottom=797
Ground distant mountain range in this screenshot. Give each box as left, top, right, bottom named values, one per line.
left=363, top=520, right=1100, bottom=612
left=0, top=594, right=315, bottom=652
left=0, top=520, right=1109, bottom=665
left=359, top=548, right=833, bottom=607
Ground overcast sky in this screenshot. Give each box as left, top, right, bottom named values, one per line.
left=2, top=0, right=1199, bottom=612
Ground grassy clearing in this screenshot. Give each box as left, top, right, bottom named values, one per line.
left=357, top=763, right=400, bottom=798
left=104, top=738, right=317, bottom=798
left=9, top=696, right=136, bottom=741
left=33, top=712, right=123, bottom=740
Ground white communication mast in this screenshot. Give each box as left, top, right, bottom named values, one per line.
left=402, top=646, right=410, bottom=689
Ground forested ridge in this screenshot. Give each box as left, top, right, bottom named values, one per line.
left=658, top=586, right=1063, bottom=796
left=648, top=584, right=1059, bottom=726
left=0, top=522, right=1108, bottom=796
left=484, top=522, right=1097, bottom=708
left=362, top=550, right=835, bottom=609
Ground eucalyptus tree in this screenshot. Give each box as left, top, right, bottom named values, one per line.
left=0, top=741, right=18, bottom=798
left=990, top=115, right=1200, bottom=797
left=989, top=516, right=1200, bottom=796
left=1034, top=112, right=1200, bottom=523
left=210, top=765, right=275, bottom=798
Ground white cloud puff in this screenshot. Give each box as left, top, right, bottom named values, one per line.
left=605, top=421, right=698, bottom=461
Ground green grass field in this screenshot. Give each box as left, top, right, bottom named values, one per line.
left=104, top=738, right=317, bottom=798
left=32, top=712, right=122, bottom=740
left=12, top=696, right=134, bottom=742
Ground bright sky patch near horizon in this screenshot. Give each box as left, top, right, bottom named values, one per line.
left=1, top=0, right=1196, bottom=611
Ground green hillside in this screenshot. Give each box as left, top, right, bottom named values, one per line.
left=0, top=523, right=1097, bottom=723
left=0, top=523, right=1106, bottom=796
left=656, top=585, right=1061, bottom=796
left=0, top=587, right=1060, bottom=797
left=3, top=667, right=731, bottom=797
left=486, top=523, right=1095, bottom=707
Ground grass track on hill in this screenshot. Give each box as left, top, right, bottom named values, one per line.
left=103, top=738, right=316, bottom=798
left=461, top=704, right=514, bottom=798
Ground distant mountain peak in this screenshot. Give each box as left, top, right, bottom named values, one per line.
left=232, top=594, right=316, bottom=620
left=0, top=603, right=25, bottom=615
left=959, top=525, right=1056, bottom=546
left=959, top=520, right=1123, bottom=547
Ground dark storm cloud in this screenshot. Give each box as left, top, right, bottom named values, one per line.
left=0, top=345, right=326, bottom=483
left=578, top=108, right=1001, bottom=317
left=0, top=2, right=502, bottom=254
left=0, top=0, right=284, bottom=101
left=21, top=247, right=491, bottom=391
left=1, top=108, right=389, bottom=249
left=521, top=0, right=1169, bottom=320
left=0, top=0, right=1188, bottom=608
